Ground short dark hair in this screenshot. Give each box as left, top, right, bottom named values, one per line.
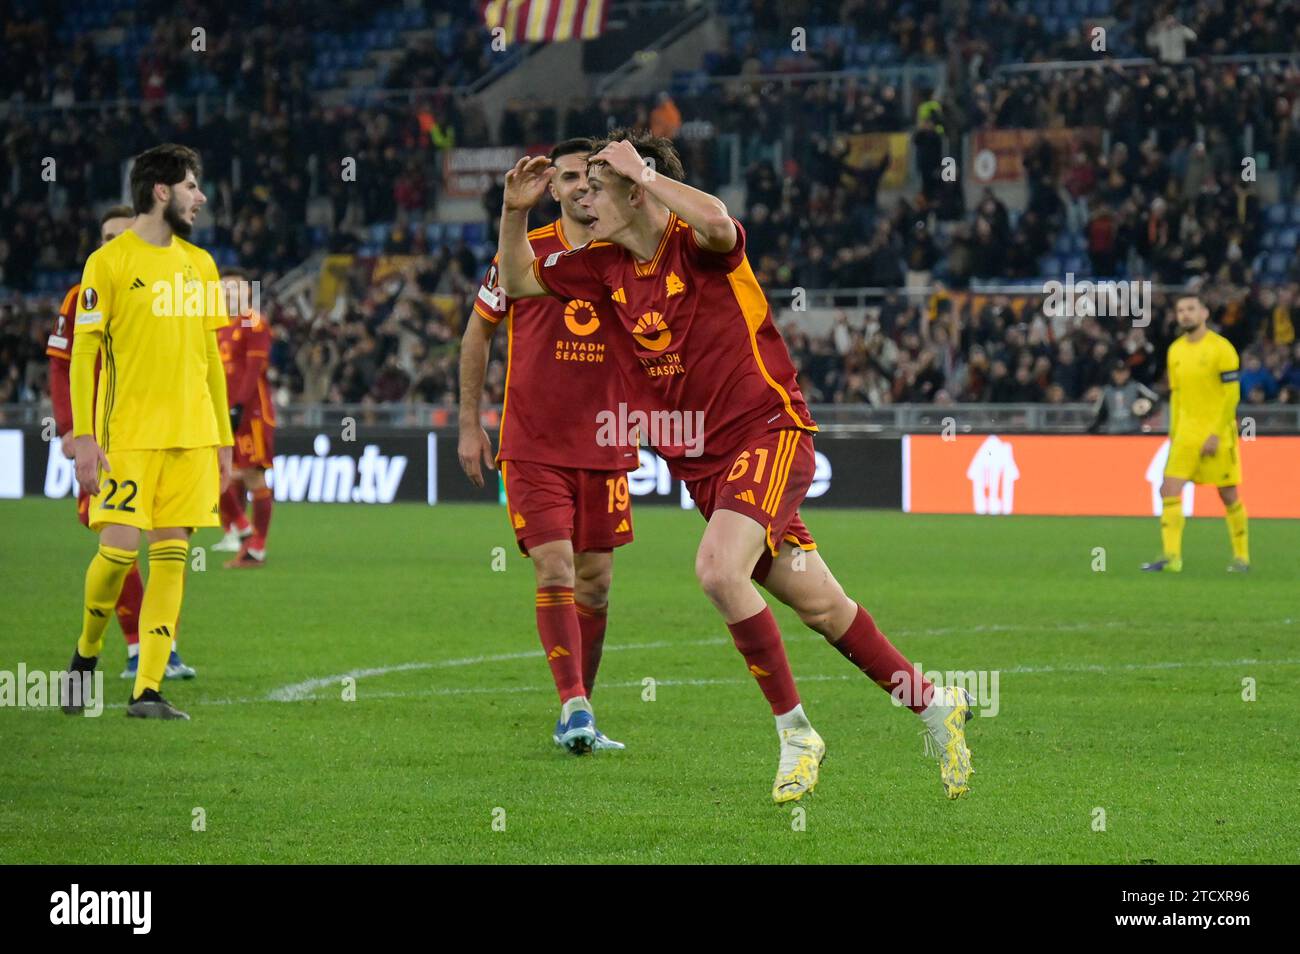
left=99, top=205, right=134, bottom=226
left=550, top=138, right=594, bottom=162
left=589, top=128, right=686, bottom=181
left=1176, top=291, right=1208, bottom=309
left=130, top=144, right=202, bottom=214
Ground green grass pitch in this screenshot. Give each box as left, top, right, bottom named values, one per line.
left=2, top=497, right=1297, bottom=864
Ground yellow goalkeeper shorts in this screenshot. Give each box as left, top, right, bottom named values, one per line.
left=1165, top=431, right=1241, bottom=487
left=88, top=446, right=221, bottom=532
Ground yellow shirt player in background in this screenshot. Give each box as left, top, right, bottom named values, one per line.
left=1142, top=293, right=1250, bottom=574
left=60, top=144, right=234, bottom=720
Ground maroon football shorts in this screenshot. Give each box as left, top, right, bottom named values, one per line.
left=501, top=459, right=635, bottom=556
left=684, top=428, right=817, bottom=582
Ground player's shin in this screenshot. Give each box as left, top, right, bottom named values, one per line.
left=535, top=586, right=586, bottom=702
left=827, top=603, right=936, bottom=713
left=134, top=540, right=189, bottom=696
left=1225, top=499, right=1249, bottom=563
left=77, top=544, right=138, bottom=658
left=727, top=605, right=801, bottom=715
left=117, top=564, right=143, bottom=655
left=575, top=601, right=607, bottom=696
left=249, top=484, right=273, bottom=555
left=1160, top=496, right=1185, bottom=562
left=219, top=483, right=248, bottom=532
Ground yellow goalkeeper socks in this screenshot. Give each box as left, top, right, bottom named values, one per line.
left=1160, top=496, right=1185, bottom=563
left=77, top=544, right=137, bottom=658
left=133, top=540, right=189, bottom=697
left=1225, top=499, right=1250, bottom=563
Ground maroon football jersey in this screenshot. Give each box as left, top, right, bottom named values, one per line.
left=531, top=213, right=817, bottom=480
left=475, top=219, right=636, bottom=471
left=217, top=310, right=276, bottom=425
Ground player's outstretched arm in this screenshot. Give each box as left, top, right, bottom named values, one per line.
left=591, top=139, right=737, bottom=252
left=69, top=328, right=110, bottom=495
left=457, top=316, right=499, bottom=488
left=498, top=156, right=552, bottom=299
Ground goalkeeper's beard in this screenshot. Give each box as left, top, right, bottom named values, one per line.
left=164, top=198, right=194, bottom=239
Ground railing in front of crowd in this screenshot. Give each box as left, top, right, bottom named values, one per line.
left=808, top=403, right=1298, bottom=434
left=6, top=43, right=1295, bottom=120
left=0, top=82, right=484, bottom=119
left=995, top=51, right=1300, bottom=76
left=765, top=283, right=1197, bottom=312
left=666, top=63, right=945, bottom=98
left=3, top=403, right=1297, bottom=434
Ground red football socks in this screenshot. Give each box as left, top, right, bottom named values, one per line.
left=536, top=586, right=585, bottom=702
left=727, top=606, right=800, bottom=715
left=117, top=564, right=143, bottom=647
left=831, top=604, right=934, bottom=713
left=575, top=601, right=608, bottom=697
left=220, top=483, right=250, bottom=533
left=249, top=485, right=273, bottom=552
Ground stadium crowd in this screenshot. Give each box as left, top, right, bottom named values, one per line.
left=714, top=0, right=1300, bottom=74
left=6, top=260, right=1299, bottom=413
left=3, top=0, right=1300, bottom=411
left=780, top=291, right=1300, bottom=407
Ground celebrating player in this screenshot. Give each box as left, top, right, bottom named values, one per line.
left=215, top=268, right=276, bottom=569
left=494, top=132, right=974, bottom=802
left=1143, top=293, right=1250, bottom=573
left=60, top=143, right=233, bottom=720
left=47, top=205, right=199, bottom=682
left=458, top=139, right=637, bottom=753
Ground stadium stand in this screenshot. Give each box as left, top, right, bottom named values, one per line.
left=2, top=0, right=1299, bottom=413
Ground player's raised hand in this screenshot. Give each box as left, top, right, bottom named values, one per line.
left=73, top=434, right=109, bottom=496
left=591, top=139, right=650, bottom=181
left=458, top=424, right=496, bottom=488
left=502, top=156, right=554, bottom=213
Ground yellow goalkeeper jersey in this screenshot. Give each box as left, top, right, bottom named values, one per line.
left=73, top=229, right=229, bottom=451
left=1167, top=329, right=1240, bottom=442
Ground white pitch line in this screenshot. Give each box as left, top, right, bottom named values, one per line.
left=261, top=617, right=1293, bottom=704
left=84, top=618, right=1297, bottom=711
left=90, top=653, right=1299, bottom=711
left=266, top=639, right=681, bottom=702
left=261, top=622, right=1130, bottom=702
left=256, top=657, right=1300, bottom=704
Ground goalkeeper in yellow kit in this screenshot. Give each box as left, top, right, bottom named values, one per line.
left=1142, top=293, right=1250, bottom=574
left=60, top=144, right=234, bottom=720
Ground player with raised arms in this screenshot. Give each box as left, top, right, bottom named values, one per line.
left=60, top=143, right=233, bottom=720
left=459, top=139, right=637, bottom=753
left=494, top=131, right=975, bottom=802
